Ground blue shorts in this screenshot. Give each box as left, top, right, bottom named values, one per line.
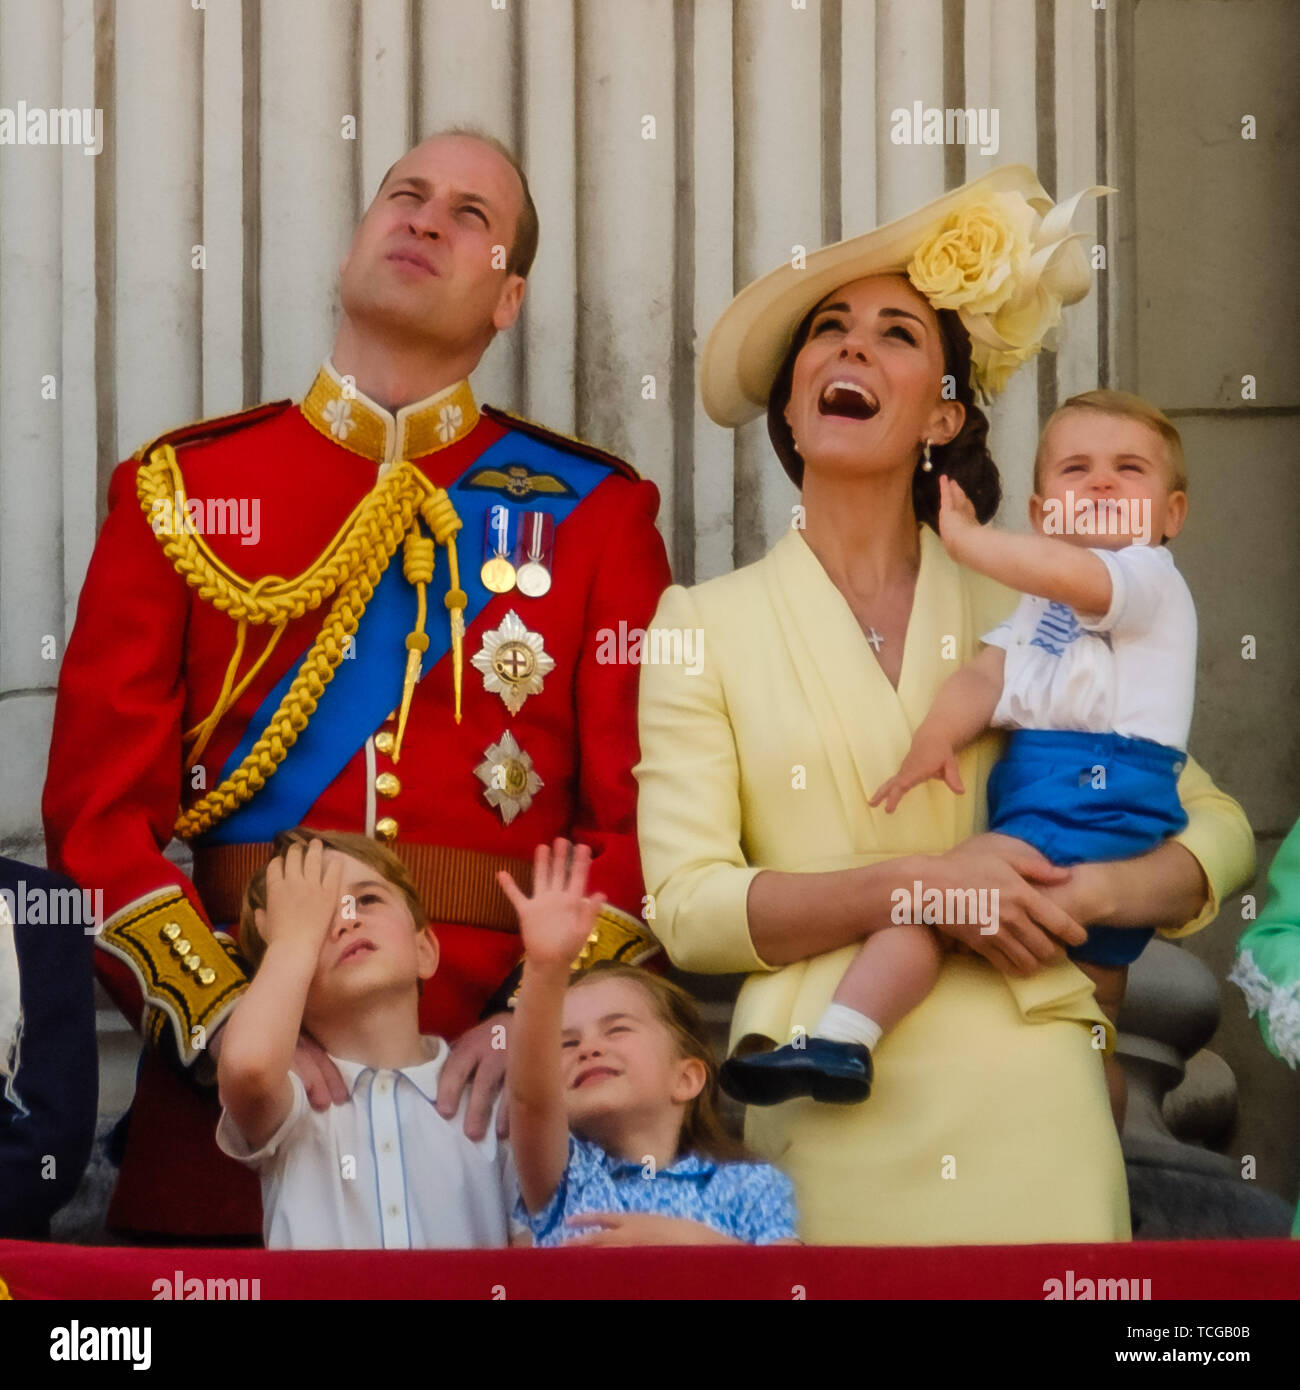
left=986, top=729, right=1188, bottom=968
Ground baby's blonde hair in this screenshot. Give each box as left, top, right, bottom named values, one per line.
left=1034, top=389, right=1188, bottom=494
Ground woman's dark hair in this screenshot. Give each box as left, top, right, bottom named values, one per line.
left=765, top=294, right=1001, bottom=529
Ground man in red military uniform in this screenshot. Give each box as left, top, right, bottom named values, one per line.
left=43, top=130, right=670, bottom=1238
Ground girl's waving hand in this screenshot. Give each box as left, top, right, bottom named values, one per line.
left=499, top=839, right=606, bottom=1215
left=498, top=840, right=606, bottom=968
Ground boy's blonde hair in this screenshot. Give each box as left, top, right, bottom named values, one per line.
left=1034, top=389, right=1188, bottom=494
left=238, top=827, right=427, bottom=973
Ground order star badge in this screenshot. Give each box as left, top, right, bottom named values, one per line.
left=471, top=610, right=555, bottom=715
left=474, top=730, right=543, bottom=825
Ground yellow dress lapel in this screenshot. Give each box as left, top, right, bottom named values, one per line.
left=763, top=529, right=901, bottom=848
left=764, top=525, right=984, bottom=854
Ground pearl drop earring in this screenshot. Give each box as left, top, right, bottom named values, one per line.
left=921, top=439, right=933, bottom=473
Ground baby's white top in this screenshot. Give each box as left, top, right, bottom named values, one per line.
left=981, top=543, right=1197, bottom=751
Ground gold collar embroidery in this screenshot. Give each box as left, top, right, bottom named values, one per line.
left=300, top=360, right=479, bottom=465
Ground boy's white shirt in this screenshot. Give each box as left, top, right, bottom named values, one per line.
left=982, top=543, right=1197, bottom=751
left=217, top=1033, right=523, bottom=1250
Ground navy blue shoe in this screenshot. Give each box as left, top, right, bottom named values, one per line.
left=720, top=1037, right=873, bottom=1106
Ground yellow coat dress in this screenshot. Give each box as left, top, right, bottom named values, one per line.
left=636, top=525, right=1255, bottom=1245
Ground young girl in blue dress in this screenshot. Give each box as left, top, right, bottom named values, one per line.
left=498, top=840, right=798, bottom=1247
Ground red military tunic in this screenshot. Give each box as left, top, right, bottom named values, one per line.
left=43, top=364, right=671, bottom=1237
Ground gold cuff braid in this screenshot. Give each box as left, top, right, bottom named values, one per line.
left=573, top=905, right=661, bottom=972
left=504, top=906, right=660, bottom=1008
left=98, top=889, right=247, bottom=1066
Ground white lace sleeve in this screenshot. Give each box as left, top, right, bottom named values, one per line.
left=1228, top=948, right=1300, bottom=1069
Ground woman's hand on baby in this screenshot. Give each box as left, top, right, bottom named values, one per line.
left=563, top=1212, right=742, bottom=1246
left=498, top=839, right=606, bottom=970
left=925, top=834, right=1086, bottom=977
left=869, top=732, right=963, bottom=813
left=937, top=475, right=981, bottom=559
left=256, top=838, right=345, bottom=952
left=1034, top=860, right=1109, bottom=934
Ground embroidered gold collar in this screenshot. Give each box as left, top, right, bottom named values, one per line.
left=301, top=360, right=479, bottom=465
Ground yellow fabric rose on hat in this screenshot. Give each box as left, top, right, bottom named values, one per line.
left=971, top=338, right=1043, bottom=398
left=908, top=184, right=1110, bottom=400
left=907, top=192, right=1034, bottom=320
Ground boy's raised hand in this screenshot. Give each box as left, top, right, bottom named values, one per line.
left=498, top=839, right=606, bottom=969
left=869, top=731, right=965, bottom=814
left=937, top=474, right=981, bottom=559
left=256, top=838, right=345, bottom=952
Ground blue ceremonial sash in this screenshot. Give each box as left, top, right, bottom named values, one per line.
left=197, top=429, right=614, bottom=845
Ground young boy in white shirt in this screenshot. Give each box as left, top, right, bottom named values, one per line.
left=721, top=390, right=1195, bottom=1126
left=216, top=829, right=518, bottom=1249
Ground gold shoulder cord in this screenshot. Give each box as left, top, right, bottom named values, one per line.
left=137, top=445, right=465, bottom=839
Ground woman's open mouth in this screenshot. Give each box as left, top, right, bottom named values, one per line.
left=818, top=380, right=880, bottom=420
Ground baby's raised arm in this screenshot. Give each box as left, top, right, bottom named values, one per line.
left=870, top=644, right=1007, bottom=813
left=498, top=841, right=605, bottom=1215
left=217, top=840, right=342, bottom=1150
left=938, top=475, right=1113, bottom=617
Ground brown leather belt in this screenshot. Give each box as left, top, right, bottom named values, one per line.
left=192, top=841, right=533, bottom=931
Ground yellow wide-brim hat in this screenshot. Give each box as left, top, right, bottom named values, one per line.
left=701, top=164, right=1111, bottom=428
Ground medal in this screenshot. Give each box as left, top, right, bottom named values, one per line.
left=481, top=555, right=516, bottom=593
left=514, top=510, right=554, bottom=597
left=472, top=610, right=555, bottom=715
left=480, top=504, right=516, bottom=593
left=474, top=730, right=543, bottom=825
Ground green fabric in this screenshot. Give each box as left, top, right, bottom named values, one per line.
left=1232, top=816, right=1300, bottom=1066
left=1230, top=817, right=1300, bottom=1239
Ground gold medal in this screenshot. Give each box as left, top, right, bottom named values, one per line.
left=480, top=503, right=517, bottom=593
left=481, top=554, right=517, bottom=593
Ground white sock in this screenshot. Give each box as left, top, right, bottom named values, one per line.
left=815, top=1003, right=883, bottom=1052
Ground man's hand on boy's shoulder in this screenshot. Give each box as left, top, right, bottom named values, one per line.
left=210, top=1017, right=349, bottom=1110
left=437, top=1012, right=512, bottom=1141
left=278, top=1011, right=513, bottom=1131
left=292, top=1032, right=350, bottom=1110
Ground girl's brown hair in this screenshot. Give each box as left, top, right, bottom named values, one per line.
left=569, top=962, right=752, bottom=1164
left=238, top=827, right=427, bottom=973
left=766, top=294, right=1002, bottom=529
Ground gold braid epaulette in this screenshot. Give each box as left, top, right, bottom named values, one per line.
left=137, top=445, right=459, bottom=840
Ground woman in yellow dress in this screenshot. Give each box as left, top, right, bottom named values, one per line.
left=635, top=167, right=1255, bottom=1245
